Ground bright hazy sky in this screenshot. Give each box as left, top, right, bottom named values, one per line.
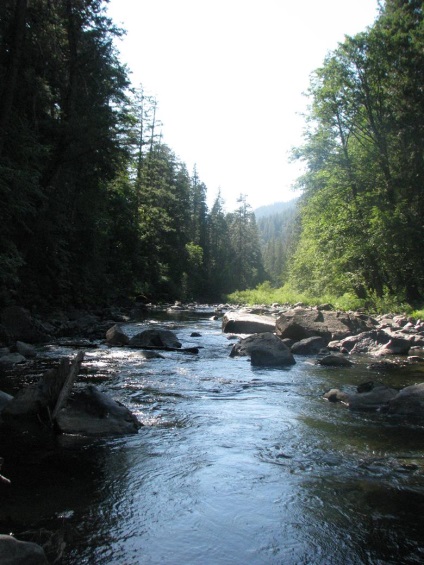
left=107, top=0, right=379, bottom=211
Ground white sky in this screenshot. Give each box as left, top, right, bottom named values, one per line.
left=107, top=0, right=379, bottom=211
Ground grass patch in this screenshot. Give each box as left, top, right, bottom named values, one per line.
left=226, top=281, right=419, bottom=315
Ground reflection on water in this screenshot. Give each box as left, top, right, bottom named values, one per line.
left=1, top=312, right=424, bottom=563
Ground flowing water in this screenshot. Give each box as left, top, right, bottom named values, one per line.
left=1, top=309, right=424, bottom=564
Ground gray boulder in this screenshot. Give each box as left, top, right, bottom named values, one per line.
left=348, top=383, right=398, bottom=411
left=105, top=324, right=129, bottom=346
left=374, top=337, right=412, bottom=356
left=15, top=341, right=37, bottom=358
left=0, top=390, right=13, bottom=412
left=291, top=336, right=327, bottom=355
left=0, top=535, right=48, bottom=564
left=222, top=311, right=276, bottom=334
left=387, top=383, right=424, bottom=420
left=275, top=307, right=376, bottom=342
left=128, top=328, right=181, bottom=349
left=324, top=382, right=398, bottom=412
left=230, top=332, right=295, bottom=366
left=0, top=306, right=49, bottom=344
left=316, top=353, right=353, bottom=367
left=330, top=330, right=411, bottom=356
left=55, top=385, right=141, bottom=436
left=0, top=353, right=26, bottom=368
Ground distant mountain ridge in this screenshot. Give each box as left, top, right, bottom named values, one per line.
left=254, top=198, right=298, bottom=219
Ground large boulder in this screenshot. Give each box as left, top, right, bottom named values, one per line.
left=348, top=383, right=398, bottom=411
left=55, top=385, right=141, bottom=436
left=222, top=311, right=276, bottom=334
left=15, top=341, right=37, bottom=358
left=291, top=336, right=327, bottom=355
left=105, top=324, right=129, bottom=346
left=0, top=352, right=26, bottom=368
left=0, top=535, right=48, bottom=564
left=128, top=328, right=181, bottom=349
left=387, top=383, right=424, bottom=421
left=275, top=307, right=376, bottom=343
left=324, top=381, right=398, bottom=411
left=0, top=306, right=49, bottom=344
left=316, top=353, right=353, bottom=367
left=330, top=330, right=412, bottom=356
left=0, top=390, right=13, bottom=413
left=2, top=353, right=84, bottom=421
left=230, top=332, right=295, bottom=366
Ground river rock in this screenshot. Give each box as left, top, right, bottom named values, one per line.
left=222, top=312, right=276, bottom=334
left=275, top=307, right=375, bottom=343
left=0, top=390, right=13, bottom=412
left=316, top=353, right=353, bottom=367
left=329, top=330, right=388, bottom=354
left=291, top=336, right=327, bottom=355
left=0, top=352, right=27, bottom=368
left=106, top=324, right=129, bottom=346
left=0, top=306, right=50, bottom=344
left=330, top=329, right=412, bottom=356
left=324, top=382, right=398, bottom=411
left=55, top=385, right=141, bottom=435
left=387, top=383, right=424, bottom=421
left=323, top=388, right=350, bottom=403
left=0, top=534, right=48, bottom=564
left=230, top=332, right=295, bottom=366
left=374, top=337, right=412, bottom=356
left=128, top=329, right=181, bottom=349
left=348, top=383, right=398, bottom=411
left=15, top=341, right=37, bottom=358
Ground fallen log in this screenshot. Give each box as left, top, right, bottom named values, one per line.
left=51, top=351, right=84, bottom=420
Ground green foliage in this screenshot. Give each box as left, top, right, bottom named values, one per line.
left=289, top=1, right=424, bottom=306
left=226, top=282, right=416, bottom=315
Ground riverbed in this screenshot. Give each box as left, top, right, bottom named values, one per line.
left=1, top=309, right=424, bottom=564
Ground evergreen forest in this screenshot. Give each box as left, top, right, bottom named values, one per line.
left=1, top=0, right=424, bottom=312
left=0, top=0, right=265, bottom=309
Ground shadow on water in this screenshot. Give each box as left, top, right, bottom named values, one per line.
left=1, top=312, right=424, bottom=563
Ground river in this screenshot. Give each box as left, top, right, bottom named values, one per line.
left=1, top=308, right=424, bottom=564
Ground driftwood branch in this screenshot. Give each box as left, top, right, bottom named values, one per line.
left=51, top=351, right=84, bottom=420
left=0, top=457, right=11, bottom=485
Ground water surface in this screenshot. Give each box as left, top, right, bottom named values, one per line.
left=1, top=311, right=424, bottom=564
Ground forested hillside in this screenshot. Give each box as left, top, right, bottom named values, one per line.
left=255, top=199, right=299, bottom=286
left=0, top=0, right=265, bottom=309
left=289, top=0, right=424, bottom=305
